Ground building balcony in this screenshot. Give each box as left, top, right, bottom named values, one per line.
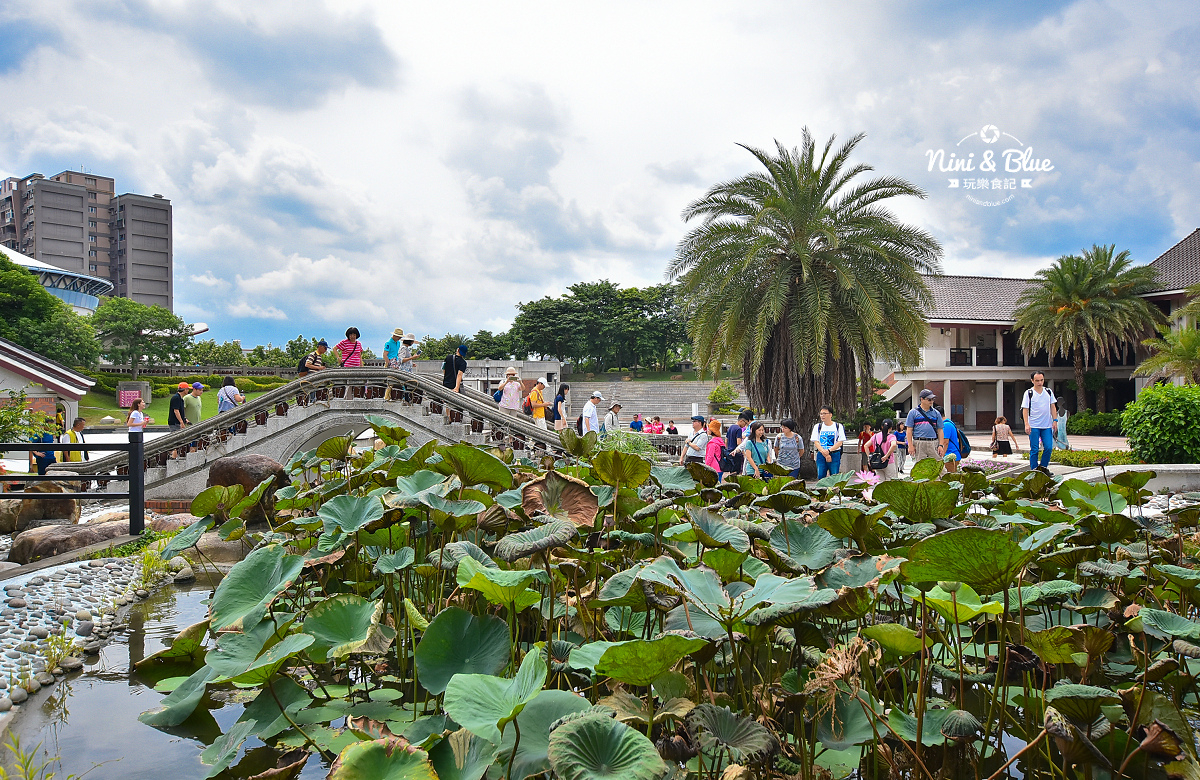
left=1003, top=349, right=1025, bottom=366
left=975, top=347, right=998, bottom=366
left=949, top=348, right=973, bottom=366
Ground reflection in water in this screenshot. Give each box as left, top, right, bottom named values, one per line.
left=12, top=576, right=330, bottom=779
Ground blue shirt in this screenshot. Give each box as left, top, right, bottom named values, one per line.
left=942, top=419, right=961, bottom=458
left=383, top=338, right=402, bottom=362
left=629, top=419, right=643, bottom=432
left=905, top=405, right=943, bottom=439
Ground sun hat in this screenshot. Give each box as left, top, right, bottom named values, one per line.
left=505, top=366, right=518, bottom=376
left=919, top=389, right=937, bottom=399
left=591, top=391, right=605, bottom=400
left=610, top=401, right=621, bottom=409
left=191, top=382, right=204, bottom=390
left=177, top=382, right=190, bottom=389
left=708, top=419, right=722, bottom=435
left=402, top=333, right=418, bottom=343
left=391, top=327, right=405, bottom=339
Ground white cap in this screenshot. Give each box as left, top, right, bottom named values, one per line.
left=591, top=391, right=605, bottom=399
left=536, top=377, right=547, bottom=385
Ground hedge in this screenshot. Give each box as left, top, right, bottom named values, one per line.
left=1066, top=410, right=1123, bottom=436
left=1050, top=448, right=1141, bottom=468
left=1122, top=384, right=1200, bottom=464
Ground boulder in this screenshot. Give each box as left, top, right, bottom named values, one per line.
left=0, top=498, right=21, bottom=534
left=8, top=523, right=128, bottom=565
left=88, top=509, right=129, bottom=525
left=14, top=481, right=80, bottom=532
left=206, top=454, right=290, bottom=523
left=150, top=513, right=195, bottom=533
left=194, top=531, right=246, bottom=564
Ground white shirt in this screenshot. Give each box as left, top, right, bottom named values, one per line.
left=582, top=400, right=601, bottom=433
left=811, top=422, right=846, bottom=451
left=603, top=411, right=620, bottom=431
left=128, top=410, right=145, bottom=432
left=1022, top=387, right=1057, bottom=428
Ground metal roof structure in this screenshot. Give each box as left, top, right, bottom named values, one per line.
left=0, top=246, right=114, bottom=312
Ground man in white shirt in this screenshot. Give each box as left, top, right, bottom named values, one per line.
left=582, top=391, right=604, bottom=434
left=679, top=415, right=710, bottom=464
left=809, top=405, right=846, bottom=477
left=1021, top=371, right=1059, bottom=471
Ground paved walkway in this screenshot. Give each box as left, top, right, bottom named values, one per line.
left=964, top=432, right=1128, bottom=451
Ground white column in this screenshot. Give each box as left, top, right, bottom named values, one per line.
left=911, top=381, right=920, bottom=411
left=943, top=378, right=952, bottom=416
left=996, top=380, right=1004, bottom=423
left=995, top=329, right=1003, bottom=366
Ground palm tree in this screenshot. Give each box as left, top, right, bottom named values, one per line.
left=669, top=132, right=941, bottom=424
left=1135, top=326, right=1200, bottom=384
left=1015, top=245, right=1161, bottom=413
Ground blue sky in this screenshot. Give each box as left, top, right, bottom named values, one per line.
left=1, top=1, right=1197, bottom=353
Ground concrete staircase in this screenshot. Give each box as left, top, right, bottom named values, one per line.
left=564, top=380, right=751, bottom=423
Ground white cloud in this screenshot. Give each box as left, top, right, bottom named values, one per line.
left=226, top=301, right=288, bottom=320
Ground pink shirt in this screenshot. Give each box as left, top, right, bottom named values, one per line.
left=498, top=379, right=523, bottom=410
left=705, top=436, right=724, bottom=472
left=334, top=339, right=363, bottom=367
left=869, top=432, right=897, bottom=464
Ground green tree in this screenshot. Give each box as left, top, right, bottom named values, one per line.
left=669, top=133, right=940, bottom=424
left=285, top=334, right=321, bottom=362
left=0, top=252, right=99, bottom=367
left=1135, top=326, right=1200, bottom=384
left=469, top=330, right=512, bottom=361
left=1015, top=245, right=1161, bottom=413
left=246, top=343, right=291, bottom=367
left=92, top=297, right=192, bottom=379
left=420, top=334, right=471, bottom=363
left=190, top=339, right=247, bottom=366
left=0, top=389, right=56, bottom=446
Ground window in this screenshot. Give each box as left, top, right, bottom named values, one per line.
left=118, top=205, right=124, bottom=211
left=119, top=233, right=126, bottom=241
left=88, top=249, right=97, bottom=257
left=88, top=206, right=97, bottom=213
left=89, top=264, right=97, bottom=272
left=89, top=235, right=96, bottom=243
left=85, top=177, right=96, bottom=186
left=88, top=220, right=97, bottom=228
left=88, top=192, right=96, bottom=200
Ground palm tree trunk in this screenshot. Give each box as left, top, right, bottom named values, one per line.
left=1073, top=346, right=1087, bottom=413
left=743, top=318, right=856, bottom=426
left=1095, top=351, right=1108, bottom=413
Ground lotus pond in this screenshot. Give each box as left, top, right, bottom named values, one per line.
left=74, top=421, right=1200, bottom=778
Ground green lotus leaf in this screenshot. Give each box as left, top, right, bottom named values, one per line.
left=604, top=607, right=648, bottom=637
left=158, top=516, right=215, bottom=560
left=688, top=507, right=750, bottom=553
left=814, top=688, right=884, bottom=751
left=365, top=414, right=411, bottom=447
left=906, top=582, right=1002, bottom=624
left=1137, top=608, right=1200, bottom=640
left=499, top=689, right=592, bottom=780
left=558, top=427, right=598, bottom=458
left=1025, top=626, right=1078, bottom=664
left=819, top=554, right=903, bottom=591
left=422, top=494, right=487, bottom=517
left=592, top=450, right=653, bottom=488
left=594, top=635, right=708, bottom=687
left=238, top=677, right=312, bottom=740
left=688, top=704, right=779, bottom=763
left=521, top=470, right=599, bottom=527
left=872, top=479, right=957, bottom=523
left=388, top=440, right=438, bottom=480
left=546, top=714, right=667, bottom=780
left=1111, top=470, right=1153, bottom=490
left=908, top=457, right=944, bottom=481
left=1008, top=579, right=1083, bottom=607
left=1080, top=513, right=1138, bottom=544
left=1019, top=522, right=1075, bottom=551
left=303, top=595, right=395, bottom=663
left=427, top=729, right=497, bottom=780
left=327, top=737, right=438, bottom=780
left=210, top=544, right=305, bottom=632
left=190, top=484, right=245, bottom=518
left=1038, top=545, right=1099, bottom=572
left=434, top=442, right=513, bottom=491
left=943, top=470, right=989, bottom=496
left=207, top=618, right=313, bottom=683
left=860, top=623, right=931, bottom=656
left=414, top=606, right=510, bottom=695
left=138, top=663, right=220, bottom=727
left=319, top=494, right=386, bottom=535
left=443, top=651, right=547, bottom=744
left=200, top=718, right=257, bottom=778
left=230, top=474, right=280, bottom=521
left=568, top=641, right=623, bottom=671
left=742, top=577, right=839, bottom=627
left=1057, top=479, right=1128, bottom=516
left=701, top=548, right=750, bottom=581
left=495, top=520, right=578, bottom=562
left=768, top=520, right=840, bottom=571
left=684, top=461, right=719, bottom=487
left=134, top=619, right=210, bottom=668
left=375, top=548, right=416, bottom=574
left=755, top=490, right=811, bottom=514
left=388, top=470, right=454, bottom=509
left=428, top=540, right=495, bottom=571
left=316, top=433, right=356, bottom=461
left=901, top=527, right=1038, bottom=594
left=1067, top=587, right=1120, bottom=613
left=590, top=564, right=649, bottom=611
left=1044, top=684, right=1121, bottom=726
left=457, top=557, right=549, bottom=606
left=1156, top=564, right=1200, bottom=592
left=1078, top=559, right=1131, bottom=579
left=887, top=707, right=952, bottom=746
left=650, top=465, right=696, bottom=493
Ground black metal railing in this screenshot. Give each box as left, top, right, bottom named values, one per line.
left=1, top=432, right=145, bottom=535
left=949, top=348, right=973, bottom=366
left=975, top=348, right=998, bottom=366
left=1003, top=349, right=1025, bottom=366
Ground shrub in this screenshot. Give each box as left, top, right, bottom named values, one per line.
left=1123, top=384, right=1200, bottom=463
left=707, top=381, right=738, bottom=405
left=1051, top=448, right=1141, bottom=468
left=1066, top=410, right=1123, bottom=436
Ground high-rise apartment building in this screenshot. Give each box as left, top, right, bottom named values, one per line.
left=0, top=170, right=173, bottom=310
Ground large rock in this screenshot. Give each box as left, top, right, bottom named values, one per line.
left=194, top=531, right=246, bottom=564
left=8, top=523, right=128, bottom=565
left=0, top=499, right=21, bottom=534
left=14, top=481, right=80, bottom=532
left=206, top=454, right=290, bottom=523
left=149, top=513, right=194, bottom=533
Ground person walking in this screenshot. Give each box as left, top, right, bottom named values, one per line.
left=603, top=402, right=622, bottom=434
left=553, top=384, right=570, bottom=431
left=217, top=377, right=245, bottom=413
left=126, top=397, right=152, bottom=432
left=810, top=406, right=846, bottom=478
left=496, top=367, right=523, bottom=416
left=775, top=418, right=806, bottom=478
left=679, top=415, right=710, bottom=464
left=582, top=391, right=603, bottom=434
left=297, top=340, right=328, bottom=377
left=735, top=420, right=775, bottom=478
left=704, top=419, right=725, bottom=478
left=185, top=382, right=204, bottom=452
left=893, top=424, right=908, bottom=474
left=442, top=345, right=467, bottom=392
left=1021, top=371, right=1059, bottom=471
left=726, top=410, right=752, bottom=476
left=383, top=328, right=405, bottom=369
left=990, top=415, right=1020, bottom=456
left=905, top=389, right=946, bottom=466
left=335, top=327, right=364, bottom=367
left=528, top=378, right=550, bottom=430
left=868, top=419, right=900, bottom=481
left=939, top=407, right=961, bottom=473
left=59, top=417, right=89, bottom=463
left=857, top=423, right=874, bottom=470
left=29, top=430, right=56, bottom=475
left=168, top=382, right=189, bottom=459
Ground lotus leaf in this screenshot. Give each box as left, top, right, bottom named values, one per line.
left=741, top=578, right=839, bottom=627
left=414, top=607, right=510, bottom=695
left=871, top=479, right=957, bottom=523
left=210, top=544, right=305, bottom=632
left=768, top=520, right=840, bottom=572
left=688, top=507, right=750, bottom=553
left=594, top=635, right=707, bottom=686
left=592, top=450, right=653, bottom=488
left=755, top=490, right=811, bottom=515
left=1044, top=684, right=1121, bottom=725
left=1137, top=609, right=1200, bottom=640
left=138, top=664, right=220, bottom=727
left=860, top=623, right=931, bottom=656
left=498, top=690, right=593, bottom=780
left=135, top=619, right=210, bottom=668
left=443, top=651, right=547, bottom=744
left=649, top=465, right=696, bottom=493
left=316, top=433, right=356, bottom=460
left=366, top=414, right=411, bottom=446
left=1156, top=564, right=1200, bottom=592
left=819, top=554, right=903, bottom=591
left=158, top=516, right=215, bottom=560
left=907, top=583, right=1002, bottom=624
left=521, top=470, right=600, bottom=527
left=1080, top=513, right=1138, bottom=544
left=887, top=707, right=952, bottom=746
left=687, top=704, right=779, bottom=763
left=908, top=457, right=944, bottom=480
left=427, top=729, right=497, bottom=780
left=813, top=688, right=884, bottom=751
left=1025, top=626, right=1079, bottom=664
left=1058, top=479, right=1128, bottom=516
left=901, top=527, right=1037, bottom=594
left=319, top=494, right=386, bottom=536
left=429, top=541, right=494, bottom=571
left=684, top=461, right=719, bottom=487
left=1079, top=559, right=1132, bottom=579
left=238, top=676, right=312, bottom=740
left=389, top=470, right=454, bottom=509
left=1038, top=545, right=1099, bottom=572
left=302, top=595, right=395, bottom=663
left=546, top=714, right=667, bottom=780
left=457, top=557, right=549, bottom=606
left=327, top=737, right=437, bottom=780
left=190, top=483, right=246, bottom=518
left=558, top=427, right=598, bottom=458
left=375, top=548, right=416, bottom=574
left=208, top=622, right=314, bottom=684
left=494, top=520, right=577, bottom=562
left=567, top=641, right=622, bottom=671
left=200, top=718, right=257, bottom=778
left=431, top=443, right=513, bottom=491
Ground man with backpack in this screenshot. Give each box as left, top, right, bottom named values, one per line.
left=297, top=340, right=329, bottom=377
left=938, top=407, right=963, bottom=473
left=904, top=388, right=946, bottom=465
left=1022, top=370, right=1059, bottom=471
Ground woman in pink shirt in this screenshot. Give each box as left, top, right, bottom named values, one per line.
left=646, top=416, right=664, bottom=434
left=704, top=419, right=725, bottom=478
left=334, top=327, right=364, bottom=367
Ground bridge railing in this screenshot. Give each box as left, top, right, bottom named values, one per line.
left=54, top=369, right=571, bottom=479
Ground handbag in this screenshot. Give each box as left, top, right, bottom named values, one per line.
left=493, top=388, right=504, bottom=403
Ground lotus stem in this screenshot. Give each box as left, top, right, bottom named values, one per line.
left=985, top=727, right=1045, bottom=780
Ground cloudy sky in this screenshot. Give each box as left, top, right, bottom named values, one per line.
left=2, top=1, right=1197, bottom=350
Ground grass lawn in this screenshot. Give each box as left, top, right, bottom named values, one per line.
left=562, top=368, right=742, bottom=382
left=79, top=389, right=268, bottom=427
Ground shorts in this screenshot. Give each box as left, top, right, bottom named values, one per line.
left=535, top=418, right=548, bottom=430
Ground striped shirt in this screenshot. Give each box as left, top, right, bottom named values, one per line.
left=335, top=339, right=363, bottom=367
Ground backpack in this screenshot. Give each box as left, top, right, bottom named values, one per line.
left=575, top=414, right=584, bottom=435
left=718, top=442, right=737, bottom=474
left=297, top=352, right=315, bottom=374
left=522, top=396, right=534, bottom=416
left=956, top=426, right=972, bottom=458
